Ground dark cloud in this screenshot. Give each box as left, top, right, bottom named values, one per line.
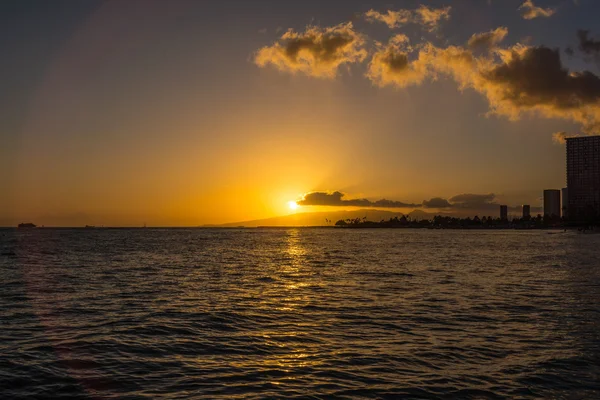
left=297, top=191, right=419, bottom=208
left=450, top=193, right=495, bottom=203
left=577, top=30, right=600, bottom=67
left=565, top=46, right=574, bottom=56
left=256, top=21, right=600, bottom=135
left=423, top=193, right=499, bottom=210
left=422, top=197, right=453, bottom=208
left=577, top=30, right=600, bottom=55
left=449, top=193, right=497, bottom=208
left=480, top=46, right=600, bottom=133
left=367, top=37, right=600, bottom=133
left=300, top=192, right=538, bottom=216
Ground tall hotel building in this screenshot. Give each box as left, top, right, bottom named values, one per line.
left=566, top=136, right=600, bottom=221
left=543, top=190, right=561, bottom=217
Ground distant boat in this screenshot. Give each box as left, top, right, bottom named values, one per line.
left=17, top=223, right=36, bottom=228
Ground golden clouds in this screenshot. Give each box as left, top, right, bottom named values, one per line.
left=367, top=39, right=486, bottom=90
left=414, top=5, right=452, bottom=31
left=467, top=27, right=509, bottom=51
left=366, top=35, right=429, bottom=88
left=519, top=0, right=556, bottom=20
left=367, top=38, right=600, bottom=134
left=552, top=132, right=569, bottom=144
left=364, top=9, right=412, bottom=29
left=254, top=23, right=367, bottom=78
left=479, top=46, right=600, bottom=133
left=255, top=18, right=600, bottom=135
left=365, top=5, right=451, bottom=32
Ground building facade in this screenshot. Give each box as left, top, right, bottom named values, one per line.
left=500, top=205, right=508, bottom=221
left=522, top=205, right=531, bottom=219
left=566, top=136, right=600, bottom=221
left=544, top=190, right=561, bottom=217
left=561, top=188, right=569, bottom=218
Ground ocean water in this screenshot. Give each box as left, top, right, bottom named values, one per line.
left=1, top=228, right=599, bottom=399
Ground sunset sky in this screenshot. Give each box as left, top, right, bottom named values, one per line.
left=2, top=0, right=600, bottom=226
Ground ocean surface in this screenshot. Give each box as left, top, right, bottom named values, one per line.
left=1, top=228, right=599, bottom=399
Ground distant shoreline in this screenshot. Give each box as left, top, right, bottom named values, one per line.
left=0, top=226, right=575, bottom=230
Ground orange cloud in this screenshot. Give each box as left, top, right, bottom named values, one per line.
left=366, top=30, right=600, bottom=134
left=478, top=46, right=600, bottom=133
left=365, top=5, right=451, bottom=32
left=467, top=27, right=509, bottom=51
left=366, top=35, right=429, bottom=88
left=256, top=20, right=600, bottom=135
left=552, top=131, right=580, bottom=144
left=364, top=9, right=412, bottom=29
left=415, top=5, right=452, bottom=31
left=519, top=0, right=555, bottom=20
left=254, top=22, right=367, bottom=78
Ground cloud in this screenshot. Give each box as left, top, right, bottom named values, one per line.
left=449, top=193, right=497, bottom=208
left=415, top=5, right=452, bottom=30
left=552, top=131, right=568, bottom=144
left=365, top=5, right=451, bottom=32
left=364, top=9, right=412, bottom=29
left=478, top=46, right=600, bottom=133
left=565, top=46, right=574, bottom=56
left=366, top=35, right=430, bottom=88
left=299, top=191, right=538, bottom=215
left=423, top=193, right=506, bottom=211
left=577, top=30, right=600, bottom=56
left=256, top=21, right=600, bottom=135
left=519, top=0, right=556, bottom=20
left=422, top=197, right=453, bottom=208
left=366, top=40, right=482, bottom=91
left=552, top=131, right=580, bottom=144
left=254, top=22, right=367, bottom=78
left=297, top=191, right=419, bottom=208
left=467, top=27, right=509, bottom=51
left=366, top=32, right=600, bottom=134
left=577, top=30, right=600, bottom=54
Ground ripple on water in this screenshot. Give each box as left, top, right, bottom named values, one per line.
left=1, top=228, right=600, bottom=399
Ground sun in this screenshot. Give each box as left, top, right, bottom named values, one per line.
left=288, top=201, right=299, bottom=211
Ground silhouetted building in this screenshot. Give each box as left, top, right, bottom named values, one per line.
left=561, top=188, right=569, bottom=218
left=500, top=205, right=508, bottom=221
left=522, top=205, right=531, bottom=219
left=566, top=136, right=600, bottom=222
left=544, top=190, right=561, bottom=217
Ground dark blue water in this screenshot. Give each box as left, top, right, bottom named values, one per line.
left=1, top=228, right=599, bottom=399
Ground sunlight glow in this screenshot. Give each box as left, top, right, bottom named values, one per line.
left=288, top=201, right=299, bottom=211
